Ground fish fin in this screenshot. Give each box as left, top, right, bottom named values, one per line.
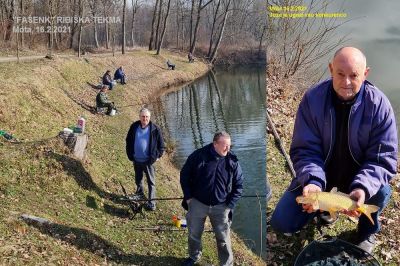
left=329, top=188, right=349, bottom=197
left=359, top=204, right=379, bottom=225
left=312, top=202, right=320, bottom=210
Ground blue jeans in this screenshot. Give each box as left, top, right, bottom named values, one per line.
left=133, top=162, right=156, bottom=207
left=270, top=184, right=391, bottom=239
left=186, top=198, right=233, bottom=266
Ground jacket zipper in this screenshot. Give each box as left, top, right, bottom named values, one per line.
left=348, top=106, right=361, bottom=166
left=324, top=109, right=334, bottom=165
left=377, top=144, right=382, bottom=164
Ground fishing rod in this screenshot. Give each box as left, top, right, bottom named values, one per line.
left=119, top=181, right=266, bottom=202
left=119, top=195, right=267, bottom=202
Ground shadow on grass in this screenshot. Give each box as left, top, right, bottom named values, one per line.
left=103, top=203, right=131, bottom=219
left=50, top=152, right=118, bottom=199
left=24, top=218, right=183, bottom=265
left=87, top=82, right=101, bottom=90
left=59, top=85, right=96, bottom=114
left=49, top=152, right=132, bottom=208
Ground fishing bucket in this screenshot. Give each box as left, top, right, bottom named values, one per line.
left=294, top=238, right=380, bottom=266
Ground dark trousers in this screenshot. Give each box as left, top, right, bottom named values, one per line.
left=270, top=184, right=391, bottom=239
left=114, top=74, right=126, bottom=84
left=133, top=161, right=156, bottom=207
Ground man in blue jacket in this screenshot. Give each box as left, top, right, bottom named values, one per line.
left=271, top=47, right=398, bottom=254
left=125, top=108, right=165, bottom=210
left=114, top=66, right=126, bottom=84
left=180, top=132, right=244, bottom=266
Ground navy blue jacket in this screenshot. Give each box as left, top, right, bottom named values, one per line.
left=289, top=79, right=398, bottom=199
left=126, top=121, right=165, bottom=165
left=114, top=68, right=125, bottom=80
left=180, top=143, right=244, bottom=209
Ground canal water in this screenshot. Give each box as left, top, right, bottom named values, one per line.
left=153, top=65, right=267, bottom=257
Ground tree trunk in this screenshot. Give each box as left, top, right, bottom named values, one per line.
left=89, top=0, right=99, bottom=48
left=156, top=0, right=171, bottom=55
left=189, top=0, right=202, bottom=54
left=154, top=0, right=163, bottom=50
left=189, top=0, right=194, bottom=48
left=69, top=0, right=77, bottom=49
left=19, top=0, right=24, bottom=46
left=78, top=0, right=83, bottom=57
left=258, top=23, right=267, bottom=58
left=103, top=5, right=109, bottom=49
left=148, top=0, right=159, bottom=50
left=130, top=0, right=138, bottom=47
left=48, top=0, right=54, bottom=57
left=209, top=0, right=230, bottom=63
left=190, top=0, right=213, bottom=54
left=207, top=0, right=220, bottom=58
left=4, top=0, right=15, bottom=41
left=93, top=20, right=99, bottom=48
left=175, top=0, right=179, bottom=48
left=122, top=0, right=126, bottom=54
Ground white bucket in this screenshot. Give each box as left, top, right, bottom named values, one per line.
left=109, top=109, right=116, bottom=116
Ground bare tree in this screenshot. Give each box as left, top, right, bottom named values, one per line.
left=69, top=0, right=78, bottom=48
left=88, top=0, right=100, bottom=48
left=121, top=0, right=127, bottom=53
left=130, top=0, right=140, bottom=46
left=206, top=0, right=220, bottom=58
left=2, top=0, right=15, bottom=41
left=189, top=0, right=214, bottom=54
left=148, top=0, right=159, bottom=50
left=77, top=0, right=84, bottom=57
left=267, top=0, right=348, bottom=79
left=156, top=0, right=171, bottom=55
left=208, top=0, right=231, bottom=63
left=154, top=0, right=163, bottom=50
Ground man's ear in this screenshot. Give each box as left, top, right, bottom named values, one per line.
left=328, top=63, right=334, bottom=76
left=364, top=67, right=370, bottom=78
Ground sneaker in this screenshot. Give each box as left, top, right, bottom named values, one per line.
left=182, top=257, right=196, bottom=266
left=144, top=202, right=156, bottom=211
left=319, top=211, right=338, bottom=225
left=357, top=234, right=375, bottom=254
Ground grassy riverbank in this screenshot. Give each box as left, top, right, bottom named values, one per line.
left=0, top=49, right=264, bottom=265
left=266, top=76, right=400, bottom=265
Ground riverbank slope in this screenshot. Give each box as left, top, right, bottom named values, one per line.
left=0, top=49, right=264, bottom=265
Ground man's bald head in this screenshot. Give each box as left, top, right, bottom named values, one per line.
left=333, top=47, right=367, bottom=70
left=329, top=47, right=370, bottom=101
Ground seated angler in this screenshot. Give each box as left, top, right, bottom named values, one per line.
left=102, top=70, right=115, bottom=90
left=114, top=66, right=127, bottom=85
left=188, top=52, right=194, bottom=63
left=96, top=85, right=116, bottom=115
left=167, top=59, right=175, bottom=70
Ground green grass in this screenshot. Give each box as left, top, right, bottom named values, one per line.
left=0, top=52, right=263, bottom=265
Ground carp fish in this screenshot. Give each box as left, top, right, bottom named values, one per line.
left=295, top=188, right=379, bottom=225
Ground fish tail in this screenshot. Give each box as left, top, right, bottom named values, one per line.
left=359, top=204, right=379, bottom=225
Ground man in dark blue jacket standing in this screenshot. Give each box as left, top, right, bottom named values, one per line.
left=180, top=132, right=244, bottom=266
left=271, top=47, right=398, bottom=254
left=126, top=108, right=165, bottom=210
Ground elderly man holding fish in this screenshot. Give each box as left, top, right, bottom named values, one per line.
left=270, top=47, right=398, bottom=254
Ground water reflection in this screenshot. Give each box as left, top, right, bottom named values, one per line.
left=153, top=65, right=267, bottom=257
